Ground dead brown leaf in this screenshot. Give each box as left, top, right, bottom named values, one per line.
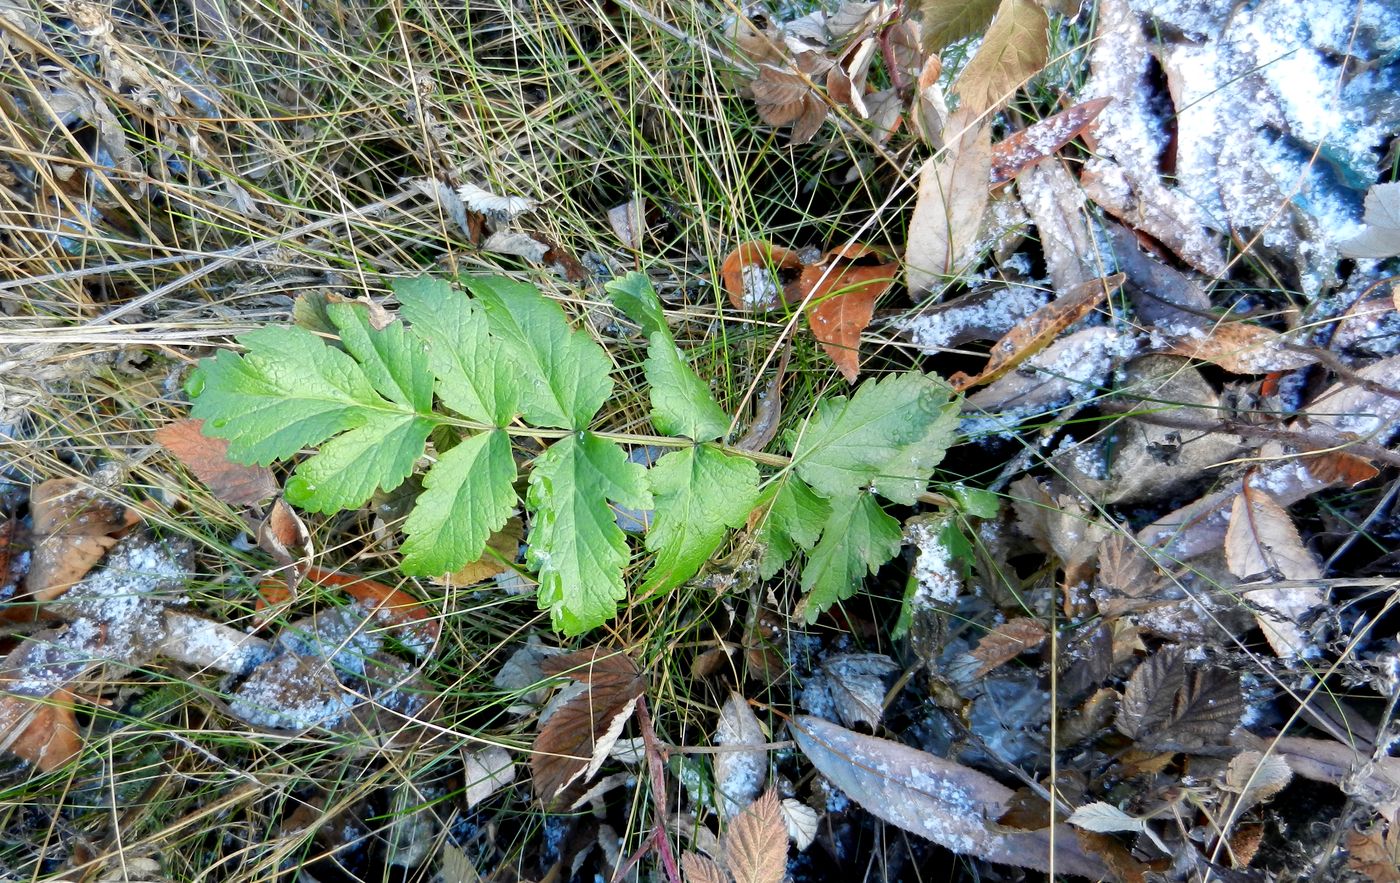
left=990, top=97, right=1112, bottom=184
left=920, top=0, right=999, bottom=53
left=969, top=617, right=1047, bottom=679
left=533, top=646, right=645, bottom=807
left=801, top=245, right=895, bottom=382
left=257, top=497, right=312, bottom=590
left=1081, top=164, right=1227, bottom=277
left=1303, top=450, right=1379, bottom=487
left=724, top=789, right=787, bottom=883
left=906, top=111, right=993, bottom=297
left=825, top=37, right=877, bottom=117
left=1345, top=825, right=1400, bottom=882
left=721, top=240, right=804, bottom=312
left=750, top=65, right=826, bottom=144
left=26, top=477, right=139, bottom=601
left=1016, top=160, right=1098, bottom=293
left=1225, top=488, right=1324, bottom=658
left=156, top=419, right=278, bottom=506
left=431, top=516, right=522, bottom=585
left=308, top=566, right=441, bottom=651
left=949, top=274, right=1121, bottom=390
left=1166, top=323, right=1317, bottom=374
left=950, top=0, right=1049, bottom=116
left=681, top=853, right=727, bottom=883
left=0, top=687, right=81, bottom=771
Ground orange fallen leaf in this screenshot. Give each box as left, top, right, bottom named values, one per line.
left=0, top=687, right=81, bottom=771
left=949, top=274, right=1122, bottom=390
left=257, top=497, right=312, bottom=590
left=801, top=245, right=896, bottom=382
left=306, top=565, right=441, bottom=650
left=26, top=478, right=140, bottom=602
left=155, top=418, right=278, bottom=506
left=989, top=97, right=1112, bottom=184
left=721, top=240, right=804, bottom=312
left=1303, top=450, right=1379, bottom=487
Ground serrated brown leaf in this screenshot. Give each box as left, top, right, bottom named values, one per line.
left=920, top=0, right=999, bottom=53
left=724, top=789, right=787, bottom=883
left=801, top=246, right=895, bottom=382
left=950, top=0, right=1049, bottom=116
left=1095, top=532, right=1159, bottom=606
left=1116, top=645, right=1185, bottom=742
left=156, top=419, right=278, bottom=506
left=970, top=617, right=1047, bottom=679
left=1166, top=323, right=1317, bottom=374
left=721, top=240, right=804, bottom=312
left=1345, top=825, right=1400, bottom=882
left=906, top=111, right=993, bottom=297
left=25, top=478, right=139, bottom=602
left=681, top=853, right=727, bottom=883
left=990, top=97, right=1112, bottom=184
left=950, top=274, right=1120, bottom=390
left=533, top=646, right=644, bottom=807
left=751, top=66, right=826, bottom=144
left=1162, top=668, right=1242, bottom=750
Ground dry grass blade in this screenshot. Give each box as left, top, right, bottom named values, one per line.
left=723, top=789, right=786, bottom=883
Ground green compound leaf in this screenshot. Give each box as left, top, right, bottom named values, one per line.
left=787, top=371, right=959, bottom=506
left=395, top=275, right=519, bottom=426
left=641, top=444, right=760, bottom=595
left=327, top=302, right=434, bottom=413
left=466, top=275, right=612, bottom=430
left=800, top=493, right=903, bottom=623
left=190, top=325, right=408, bottom=465
left=400, top=429, right=517, bottom=577
left=528, top=432, right=651, bottom=635
left=286, top=412, right=434, bottom=513
left=756, top=475, right=831, bottom=580
left=605, top=271, right=729, bottom=441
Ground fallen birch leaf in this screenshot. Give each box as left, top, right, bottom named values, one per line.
left=26, top=477, right=139, bottom=601
left=1225, top=489, right=1324, bottom=658
left=950, top=0, right=1049, bottom=116
left=950, top=274, right=1120, bottom=390
left=906, top=112, right=992, bottom=297
left=801, top=245, right=895, bottom=381
left=990, top=97, right=1112, bottom=184
left=724, top=789, right=787, bottom=883
left=462, top=745, right=516, bottom=807
left=722, top=240, right=804, bottom=312
left=532, top=645, right=645, bottom=807
left=791, top=716, right=1109, bottom=876
left=714, top=691, right=768, bottom=819
left=156, top=419, right=278, bottom=506
left=1166, top=323, right=1317, bottom=374
left=1224, top=750, right=1292, bottom=815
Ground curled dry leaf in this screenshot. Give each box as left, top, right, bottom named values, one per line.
left=906, top=111, right=993, bottom=297
left=951, top=275, right=1120, bottom=390
left=532, top=645, right=645, bottom=807
left=1165, top=323, right=1317, bottom=374
left=911, top=54, right=948, bottom=147
left=724, top=789, right=788, bottom=883
left=155, top=419, right=278, bottom=506
left=817, top=652, right=898, bottom=729
left=1224, top=489, right=1324, bottom=658
left=969, top=617, right=1047, bottom=679
left=26, top=477, right=139, bottom=602
left=801, top=245, right=896, bottom=382
left=989, top=97, right=1112, bottom=184
left=950, top=0, right=1049, bottom=116
left=257, top=497, right=313, bottom=591
left=750, top=65, right=826, bottom=144
left=791, top=716, right=1110, bottom=876
left=722, top=240, right=804, bottom=312
left=714, top=691, right=768, bottom=819
left=825, top=37, right=877, bottom=117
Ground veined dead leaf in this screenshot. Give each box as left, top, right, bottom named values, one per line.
left=1165, top=323, right=1317, bottom=374
left=714, top=692, right=767, bottom=819
left=919, top=0, right=998, bottom=53
left=969, top=617, right=1047, bottom=679
left=949, top=274, right=1121, bottom=390
left=1016, top=160, right=1097, bottom=293
left=26, top=477, right=139, bottom=602
left=826, top=37, right=877, bottom=117
left=1224, top=750, right=1292, bottom=816
left=1345, top=825, right=1400, bottom=883
left=257, top=497, right=312, bottom=590
left=911, top=55, right=949, bottom=147
left=750, top=65, right=827, bottom=144
left=724, top=789, right=787, bottom=883
left=801, top=245, right=895, bottom=382
left=791, top=716, right=1109, bottom=876
left=819, top=652, right=898, bottom=729
left=1116, top=645, right=1185, bottom=743
left=532, top=645, right=645, bottom=807
left=990, top=97, right=1112, bottom=184
left=722, top=240, right=804, bottom=312
left=950, top=0, right=1049, bottom=116
left=0, top=687, right=81, bottom=771
left=155, top=419, right=278, bottom=506
left=1080, top=163, right=1227, bottom=277
left=1118, top=646, right=1242, bottom=750
left=906, top=111, right=993, bottom=297
left=1225, top=489, right=1324, bottom=658
left=1302, top=450, right=1378, bottom=487
left=681, top=853, right=727, bottom=883
left=779, top=798, right=819, bottom=850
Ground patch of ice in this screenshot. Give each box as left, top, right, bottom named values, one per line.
left=906, top=519, right=961, bottom=607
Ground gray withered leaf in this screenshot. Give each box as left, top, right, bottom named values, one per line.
left=1116, top=645, right=1185, bottom=742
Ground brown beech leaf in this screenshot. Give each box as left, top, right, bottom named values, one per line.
left=990, top=97, right=1112, bottom=184
left=801, top=246, right=895, bottom=382
left=750, top=65, right=826, bottom=144
left=1165, top=323, right=1317, bottom=374
left=721, top=240, right=804, bottom=312
left=950, top=0, right=1049, bottom=116
left=1225, top=489, right=1324, bottom=658
left=0, top=687, right=81, bottom=771
left=949, top=274, right=1121, bottom=390
left=906, top=111, right=993, bottom=297
left=533, top=646, right=645, bottom=807
left=724, top=789, right=787, bottom=883
left=970, top=617, right=1047, bottom=679
left=791, top=716, right=1109, bottom=876
left=156, top=419, right=278, bottom=506
left=26, top=477, right=139, bottom=601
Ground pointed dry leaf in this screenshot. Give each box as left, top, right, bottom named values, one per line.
left=1165, top=668, right=1243, bottom=750
left=826, top=37, right=877, bottom=117
left=969, top=617, right=1047, bottom=679
left=462, top=746, right=516, bottom=808
left=155, top=419, right=278, bottom=506
left=1225, top=490, right=1324, bottom=658
left=0, top=687, right=81, bottom=770
left=1166, top=323, right=1317, bottom=374
left=1339, top=182, right=1400, bottom=259
left=906, top=112, right=993, bottom=296
left=827, top=1, right=879, bottom=39
left=791, top=716, right=1110, bottom=876
left=1345, top=825, right=1400, bottom=883
left=1066, top=801, right=1146, bottom=835
left=751, top=65, right=826, bottom=144
left=714, top=692, right=767, bottom=819
left=912, top=55, right=949, bottom=147
left=820, top=653, right=898, bottom=729
left=801, top=248, right=895, bottom=382
left=724, top=789, right=787, bottom=883
left=1116, top=645, right=1185, bottom=742
left=1016, top=160, right=1098, bottom=293
left=26, top=477, right=139, bottom=601
left=457, top=182, right=536, bottom=222
left=950, top=0, right=1049, bottom=116
left=991, top=97, right=1112, bottom=184
left=532, top=646, right=644, bottom=806
left=607, top=196, right=648, bottom=250
left=681, top=853, right=727, bottom=883
left=1224, top=750, right=1292, bottom=815
left=1080, top=164, right=1227, bottom=277
left=257, top=496, right=312, bottom=587
left=779, top=798, right=819, bottom=851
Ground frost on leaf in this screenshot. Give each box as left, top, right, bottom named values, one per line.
left=1224, top=489, right=1325, bottom=658
left=906, top=111, right=992, bottom=297
left=714, top=691, right=767, bottom=819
